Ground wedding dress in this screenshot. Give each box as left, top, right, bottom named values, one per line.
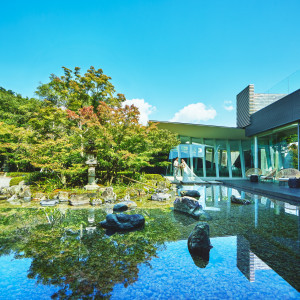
left=181, top=162, right=205, bottom=183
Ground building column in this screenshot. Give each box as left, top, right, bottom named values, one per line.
left=214, top=140, right=219, bottom=178
left=278, top=144, right=283, bottom=169
left=189, top=137, right=194, bottom=173
left=226, top=140, right=232, bottom=178
left=254, top=136, right=258, bottom=169
left=298, top=121, right=300, bottom=170
left=239, top=140, right=245, bottom=178
left=269, top=139, right=275, bottom=169
left=203, top=147, right=207, bottom=178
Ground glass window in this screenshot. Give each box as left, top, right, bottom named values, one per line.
left=242, top=140, right=253, bottom=172
left=216, top=140, right=229, bottom=177
left=258, top=123, right=298, bottom=173
left=192, top=138, right=204, bottom=177
left=205, top=147, right=216, bottom=177
left=230, top=141, right=242, bottom=177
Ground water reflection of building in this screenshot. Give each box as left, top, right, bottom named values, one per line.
left=194, top=186, right=300, bottom=290
left=237, top=235, right=271, bottom=282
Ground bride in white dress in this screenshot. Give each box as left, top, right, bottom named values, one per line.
left=180, top=159, right=205, bottom=183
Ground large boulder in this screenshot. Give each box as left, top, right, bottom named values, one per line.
left=188, top=222, right=213, bottom=264
left=54, top=191, right=69, bottom=203
left=100, top=213, right=145, bottom=231
left=174, top=197, right=212, bottom=220
left=33, top=192, right=46, bottom=201
left=230, top=195, right=252, bottom=205
left=18, top=186, right=31, bottom=202
left=69, top=193, right=95, bottom=206
left=91, top=198, right=103, bottom=206
left=180, top=190, right=200, bottom=198
left=113, top=201, right=137, bottom=212
left=2, top=183, right=31, bottom=202
left=101, top=187, right=117, bottom=203
left=151, top=193, right=171, bottom=201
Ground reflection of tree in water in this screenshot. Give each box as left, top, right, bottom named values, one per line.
left=0, top=208, right=180, bottom=299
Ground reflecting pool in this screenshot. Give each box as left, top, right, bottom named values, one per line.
left=0, top=185, right=299, bottom=299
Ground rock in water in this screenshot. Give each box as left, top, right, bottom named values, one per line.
left=33, top=192, right=46, bottom=201
left=151, top=193, right=171, bottom=201
left=69, top=193, right=94, bottom=206
left=174, top=197, right=212, bottom=220
left=180, top=190, right=200, bottom=198
left=230, top=195, right=252, bottom=205
left=91, top=198, right=103, bottom=206
left=100, top=214, right=145, bottom=231
left=40, top=199, right=59, bottom=207
left=55, top=191, right=69, bottom=203
left=113, top=201, right=137, bottom=212
left=188, top=222, right=213, bottom=264
left=101, top=187, right=117, bottom=203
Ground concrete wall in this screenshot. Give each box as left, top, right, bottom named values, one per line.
left=236, top=85, right=253, bottom=128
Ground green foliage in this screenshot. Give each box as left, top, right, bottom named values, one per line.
left=7, top=172, right=30, bottom=177
left=0, top=122, right=33, bottom=172
left=26, top=172, right=63, bottom=192
left=0, top=67, right=179, bottom=186
left=67, top=103, right=179, bottom=182
left=9, top=176, right=25, bottom=186
left=0, top=87, right=43, bottom=127
left=142, top=174, right=165, bottom=181
left=35, top=66, right=126, bottom=110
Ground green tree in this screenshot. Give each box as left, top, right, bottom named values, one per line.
left=67, top=103, right=179, bottom=182
left=25, top=105, right=84, bottom=186
left=36, top=66, right=126, bottom=111
left=0, top=87, right=42, bottom=126
left=0, top=122, right=32, bottom=171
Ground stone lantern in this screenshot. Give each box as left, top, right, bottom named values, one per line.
left=84, top=143, right=100, bottom=191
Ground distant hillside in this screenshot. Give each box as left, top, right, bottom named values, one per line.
left=0, top=87, right=42, bottom=126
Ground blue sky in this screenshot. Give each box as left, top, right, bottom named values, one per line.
left=0, top=0, right=300, bottom=126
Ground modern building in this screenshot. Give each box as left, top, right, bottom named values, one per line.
left=236, top=84, right=286, bottom=128
left=154, top=86, right=300, bottom=179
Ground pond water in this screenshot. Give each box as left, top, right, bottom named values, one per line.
left=0, top=185, right=299, bottom=299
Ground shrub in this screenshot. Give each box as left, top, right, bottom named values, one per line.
left=142, top=174, right=165, bottom=181
left=7, top=172, right=30, bottom=178
left=9, top=176, right=25, bottom=186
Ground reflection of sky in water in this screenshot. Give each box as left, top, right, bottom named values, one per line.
left=0, top=255, right=59, bottom=300
left=0, top=184, right=299, bottom=299
left=112, top=237, right=299, bottom=300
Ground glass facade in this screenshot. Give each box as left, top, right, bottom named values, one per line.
left=166, top=122, right=299, bottom=179
left=257, top=123, right=298, bottom=174
left=168, top=136, right=249, bottom=178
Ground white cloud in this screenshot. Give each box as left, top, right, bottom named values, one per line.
left=169, top=102, right=216, bottom=123
left=123, top=98, right=156, bottom=125
left=224, top=105, right=234, bottom=111
left=223, top=100, right=234, bottom=111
